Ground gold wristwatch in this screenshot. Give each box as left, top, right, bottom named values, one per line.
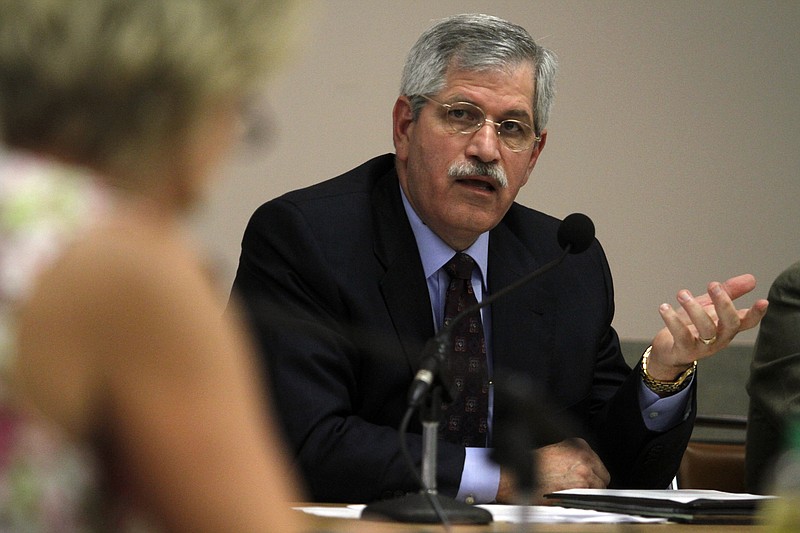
left=640, top=345, right=696, bottom=396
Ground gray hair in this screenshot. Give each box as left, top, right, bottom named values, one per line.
left=400, top=13, right=558, bottom=136
left=0, top=0, right=297, bottom=177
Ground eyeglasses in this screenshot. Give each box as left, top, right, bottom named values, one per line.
left=419, top=95, right=540, bottom=152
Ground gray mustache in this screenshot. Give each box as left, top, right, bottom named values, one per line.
left=447, top=161, right=508, bottom=188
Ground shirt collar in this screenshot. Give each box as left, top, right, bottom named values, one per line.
left=399, top=184, right=489, bottom=284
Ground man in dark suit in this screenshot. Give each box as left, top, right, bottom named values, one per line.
left=229, top=14, right=768, bottom=504
left=746, top=260, right=800, bottom=493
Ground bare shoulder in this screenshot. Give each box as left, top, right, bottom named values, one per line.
left=15, top=213, right=234, bottom=435
left=27, top=214, right=216, bottom=324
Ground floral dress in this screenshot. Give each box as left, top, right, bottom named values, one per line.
left=0, top=150, right=108, bottom=531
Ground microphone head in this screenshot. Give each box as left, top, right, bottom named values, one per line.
left=557, top=213, right=595, bottom=254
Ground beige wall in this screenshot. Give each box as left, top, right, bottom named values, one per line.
left=192, top=0, right=800, bottom=343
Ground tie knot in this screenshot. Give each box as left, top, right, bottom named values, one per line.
left=445, top=253, right=476, bottom=281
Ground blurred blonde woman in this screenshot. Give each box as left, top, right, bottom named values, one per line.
left=0, top=1, right=307, bottom=530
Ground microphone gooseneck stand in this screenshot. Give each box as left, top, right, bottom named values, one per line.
left=361, top=387, right=493, bottom=525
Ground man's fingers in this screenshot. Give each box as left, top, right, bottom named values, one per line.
left=738, top=300, right=769, bottom=331
left=658, top=303, right=694, bottom=347
left=720, top=273, right=757, bottom=301
left=556, top=438, right=611, bottom=487
left=677, top=289, right=718, bottom=341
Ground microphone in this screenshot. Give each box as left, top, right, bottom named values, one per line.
left=407, top=212, right=595, bottom=408
left=558, top=212, right=596, bottom=254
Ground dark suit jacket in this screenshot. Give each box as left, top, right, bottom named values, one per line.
left=746, top=260, right=800, bottom=493
left=230, top=154, right=695, bottom=503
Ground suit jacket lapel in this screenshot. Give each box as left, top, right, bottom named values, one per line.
left=369, top=173, right=559, bottom=382
left=488, top=220, right=557, bottom=383
left=370, top=168, right=434, bottom=373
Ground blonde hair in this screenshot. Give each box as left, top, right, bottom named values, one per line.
left=0, top=0, right=296, bottom=177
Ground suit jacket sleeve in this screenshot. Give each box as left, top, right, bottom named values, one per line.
left=586, top=250, right=696, bottom=489
left=487, top=206, right=695, bottom=490
left=567, top=245, right=697, bottom=489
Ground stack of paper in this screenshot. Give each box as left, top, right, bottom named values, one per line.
left=544, top=488, right=775, bottom=524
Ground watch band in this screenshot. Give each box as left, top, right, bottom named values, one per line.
left=640, top=345, right=697, bottom=396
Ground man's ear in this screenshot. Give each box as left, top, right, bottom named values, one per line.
left=524, top=129, right=547, bottom=179
left=392, top=96, right=414, bottom=161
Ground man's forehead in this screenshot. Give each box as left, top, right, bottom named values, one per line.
left=440, top=65, right=536, bottom=115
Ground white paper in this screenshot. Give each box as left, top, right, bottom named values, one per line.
left=293, top=503, right=666, bottom=523
left=293, top=505, right=364, bottom=519
left=551, top=488, right=775, bottom=504
left=478, top=505, right=666, bottom=523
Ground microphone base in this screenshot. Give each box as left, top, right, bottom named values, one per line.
left=361, top=492, right=492, bottom=524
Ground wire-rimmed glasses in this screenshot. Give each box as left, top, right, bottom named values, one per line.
left=419, top=95, right=540, bottom=152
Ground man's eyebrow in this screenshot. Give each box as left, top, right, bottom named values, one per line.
left=502, top=108, right=533, bottom=122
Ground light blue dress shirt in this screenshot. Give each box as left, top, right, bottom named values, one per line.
left=399, top=186, right=691, bottom=503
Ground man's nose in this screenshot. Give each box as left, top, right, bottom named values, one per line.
left=465, top=121, right=502, bottom=162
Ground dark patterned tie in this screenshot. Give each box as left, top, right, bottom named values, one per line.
left=440, top=253, right=489, bottom=447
